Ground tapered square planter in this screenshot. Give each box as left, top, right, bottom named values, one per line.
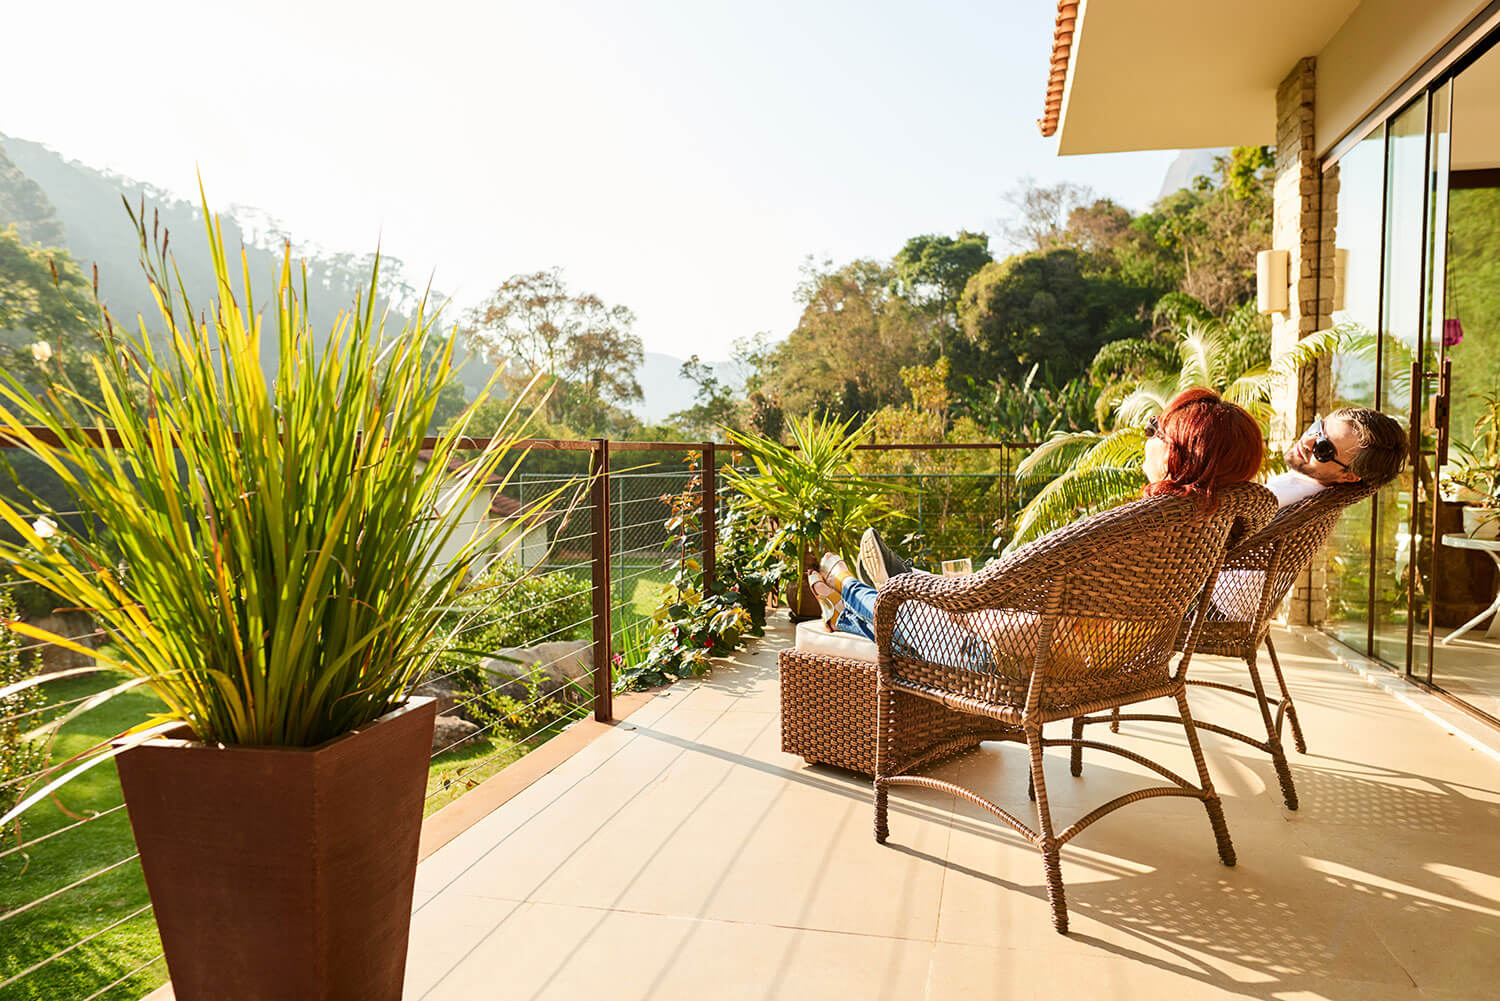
left=115, top=697, right=437, bottom=1001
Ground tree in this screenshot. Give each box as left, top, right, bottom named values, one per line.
left=669, top=355, right=737, bottom=437
left=0, top=227, right=94, bottom=347
left=957, top=247, right=1156, bottom=385
left=1132, top=146, right=1274, bottom=314
left=0, top=147, right=64, bottom=246
left=462, top=268, right=577, bottom=379
left=461, top=268, right=643, bottom=434
left=756, top=258, right=933, bottom=421
left=891, top=231, right=993, bottom=351
left=1001, top=178, right=1096, bottom=253
left=745, top=389, right=784, bottom=442
left=560, top=296, right=642, bottom=404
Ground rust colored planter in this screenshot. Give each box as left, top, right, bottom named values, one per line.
left=114, top=697, right=437, bottom=1001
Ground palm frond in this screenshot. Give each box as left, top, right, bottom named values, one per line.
left=1269, top=324, right=1348, bottom=378
left=1004, top=466, right=1147, bottom=553
left=1013, top=431, right=1104, bottom=486
left=1076, top=427, right=1147, bottom=470
left=1115, top=380, right=1174, bottom=426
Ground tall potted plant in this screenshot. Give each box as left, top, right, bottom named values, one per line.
left=0, top=198, right=546, bottom=1001
left=723, top=414, right=901, bottom=620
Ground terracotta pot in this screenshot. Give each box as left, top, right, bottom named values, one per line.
left=786, top=545, right=821, bottom=622
left=114, top=697, right=437, bottom=1001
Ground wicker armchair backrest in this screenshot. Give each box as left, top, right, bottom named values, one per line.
left=1193, top=481, right=1379, bottom=654
left=874, top=482, right=1277, bottom=717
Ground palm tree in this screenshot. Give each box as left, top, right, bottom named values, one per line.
left=1001, top=307, right=1353, bottom=554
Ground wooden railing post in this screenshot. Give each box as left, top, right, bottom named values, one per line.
left=590, top=438, right=613, bottom=722
left=701, top=442, right=716, bottom=592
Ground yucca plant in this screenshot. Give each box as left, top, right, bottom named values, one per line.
left=1002, top=312, right=1353, bottom=554
left=723, top=413, right=903, bottom=566
left=0, top=193, right=550, bottom=825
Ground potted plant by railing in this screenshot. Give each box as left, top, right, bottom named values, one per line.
left=0, top=199, right=545, bottom=1001
left=723, top=414, right=901, bottom=620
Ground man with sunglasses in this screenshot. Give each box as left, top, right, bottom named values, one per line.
left=1268, top=407, right=1408, bottom=506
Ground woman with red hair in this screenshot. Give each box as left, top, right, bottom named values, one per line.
left=811, top=387, right=1265, bottom=642
left=1141, top=386, right=1265, bottom=512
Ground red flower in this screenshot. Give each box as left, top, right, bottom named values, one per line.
left=703, top=638, right=713, bottom=648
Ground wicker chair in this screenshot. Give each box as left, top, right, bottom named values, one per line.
left=1072, top=481, right=1378, bottom=811
left=872, top=483, right=1276, bottom=934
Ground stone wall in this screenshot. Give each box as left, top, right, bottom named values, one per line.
left=1271, top=57, right=1334, bottom=625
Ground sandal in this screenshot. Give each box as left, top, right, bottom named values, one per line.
left=807, top=570, right=844, bottom=631
left=818, top=553, right=855, bottom=592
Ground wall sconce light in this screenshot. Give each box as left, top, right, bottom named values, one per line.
left=1257, top=249, right=1289, bottom=314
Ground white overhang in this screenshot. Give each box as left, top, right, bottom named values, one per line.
left=1053, top=0, right=1363, bottom=155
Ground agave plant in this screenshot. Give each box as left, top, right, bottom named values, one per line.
left=1002, top=311, right=1354, bottom=553
left=722, top=412, right=903, bottom=566
left=0, top=192, right=553, bottom=824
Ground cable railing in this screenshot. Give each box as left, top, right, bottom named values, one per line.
left=0, top=433, right=1032, bottom=1000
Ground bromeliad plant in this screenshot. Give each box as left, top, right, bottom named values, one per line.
left=0, top=194, right=547, bottom=824
left=723, top=412, right=902, bottom=567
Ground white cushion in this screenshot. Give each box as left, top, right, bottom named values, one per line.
left=794, top=619, right=878, bottom=663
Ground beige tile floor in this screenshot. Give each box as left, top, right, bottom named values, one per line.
left=403, top=621, right=1500, bottom=1001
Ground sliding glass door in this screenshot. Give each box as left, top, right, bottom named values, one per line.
left=1324, top=40, right=1500, bottom=723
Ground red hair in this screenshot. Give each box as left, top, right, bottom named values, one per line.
left=1142, top=387, right=1264, bottom=512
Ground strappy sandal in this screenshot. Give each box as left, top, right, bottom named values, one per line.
left=807, top=570, right=844, bottom=631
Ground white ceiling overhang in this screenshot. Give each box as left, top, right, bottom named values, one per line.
left=1055, top=0, right=1363, bottom=155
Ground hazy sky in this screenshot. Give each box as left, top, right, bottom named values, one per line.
left=4, top=0, right=1176, bottom=360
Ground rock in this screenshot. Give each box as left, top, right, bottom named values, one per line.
left=480, top=639, right=593, bottom=701
left=431, top=715, right=483, bottom=755
left=412, top=675, right=465, bottom=717
left=25, top=611, right=101, bottom=675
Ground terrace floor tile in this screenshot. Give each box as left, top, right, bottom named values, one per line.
left=398, top=620, right=1500, bottom=1000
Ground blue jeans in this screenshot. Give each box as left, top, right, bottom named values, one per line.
left=834, top=575, right=995, bottom=669
left=835, top=579, right=880, bottom=640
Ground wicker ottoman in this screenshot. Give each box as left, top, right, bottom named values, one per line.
left=778, top=623, right=1013, bottom=776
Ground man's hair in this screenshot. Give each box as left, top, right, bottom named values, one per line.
left=1330, top=406, right=1407, bottom=486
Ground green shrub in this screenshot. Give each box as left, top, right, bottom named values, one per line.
left=434, top=558, right=593, bottom=733
left=446, top=559, right=592, bottom=657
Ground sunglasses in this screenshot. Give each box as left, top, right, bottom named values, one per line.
left=1144, top=416, right=1160, bottom=439
left=1301, top=418, right=1350, bottom=470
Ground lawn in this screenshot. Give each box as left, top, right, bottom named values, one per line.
left=0, top=672, right=168, bottom=1001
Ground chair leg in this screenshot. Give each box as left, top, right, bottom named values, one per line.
left=1109, top=706, right=1121, bottom=733
left=1069, top=716, right=1085, bottom=776
left=874, top=683, right=891, bottom=844
left=1025, top=725, right=1068, bottom=934
left=1244, top=652, right=1299, bottom=811
left=1264, top=636, right=1307, bottom=755
left=1175, top=689, right=1236, bottom=868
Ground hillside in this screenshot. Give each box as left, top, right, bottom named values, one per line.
left=0, top=134, right=482, bottom=388
left=0, top=135, right=729, bottom=421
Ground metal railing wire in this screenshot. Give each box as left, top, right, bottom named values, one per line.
left=0, top=432, right=1030, bottom=1000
